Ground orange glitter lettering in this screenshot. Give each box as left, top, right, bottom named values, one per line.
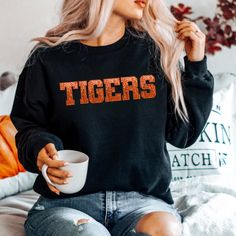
left=78, top=81, right=89, bottom=104
left=59, top=81, right=78, bottom=106
left=88, top=80, right=104, bottom=104
left=140, top=75, right=156, bottom=99
left=121, top=76, right=141, bottom=101
left=104, top=78, right=121, bottom=102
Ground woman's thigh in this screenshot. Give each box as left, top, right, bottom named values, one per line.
left=25, top=196, right=111, bottom=236
left=110, top=191, right=182, bottom=236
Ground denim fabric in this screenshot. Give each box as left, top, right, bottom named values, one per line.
left=25, top=191, right=182, bottom=236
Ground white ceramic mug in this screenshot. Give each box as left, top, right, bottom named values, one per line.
left=42, top=150, right=89, bottom=194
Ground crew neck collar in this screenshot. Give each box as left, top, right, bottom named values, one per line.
left=78, top=27, right=130, bottom=54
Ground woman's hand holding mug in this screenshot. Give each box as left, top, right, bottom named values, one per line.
left=36, top=143, right=71, bottom=195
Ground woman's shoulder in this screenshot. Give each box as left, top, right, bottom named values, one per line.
left=24, top=45, right=47, bottom=68
left=25, top=41, right=79, bottom=67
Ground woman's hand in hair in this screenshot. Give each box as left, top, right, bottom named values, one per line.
left=37, top=143, right=71, bottom=195
left=175, top=19, right=206, bottom=62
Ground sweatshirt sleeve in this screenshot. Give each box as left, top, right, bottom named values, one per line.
left=165, top=56, right=214, bottom=148
left=10, top=49, right=64, bottom=174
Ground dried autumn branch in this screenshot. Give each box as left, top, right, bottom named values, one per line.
left=170, top=0, right=236, bottom=54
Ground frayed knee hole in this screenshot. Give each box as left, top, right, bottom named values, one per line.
left=72, top=218, right=90, bottom=232
left=73, top=218, right=90, bottom=226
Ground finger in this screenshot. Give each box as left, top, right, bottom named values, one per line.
left=45, top=143, right=58, bottom=159
left=38, top=148, right=66, bottom=170
left=177, top=28, right=203, bottom=39
left=43, top=157, right=67, bottom=168
left=177, top=26, right=197, bottom=35
left=176, top=21, right=197, bottom=31
left=178, top=31, right=200, bottom=41
left=176, top=24, right=199, bottom=33
left=176, top=23, right=196, bottom=32
left=37, top=148, right=49, bottom=171
left=47, top=183, right=60, bottom=195
left=177, top=27, right=204, bottom=38
left=48, top=174, right=68, bottom=185
left=181, top=30, right=205, bottom=40
left=47, top=167, right=72, bottom=178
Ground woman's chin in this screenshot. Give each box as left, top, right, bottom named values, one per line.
left=126, top=12, right=144, bottom=21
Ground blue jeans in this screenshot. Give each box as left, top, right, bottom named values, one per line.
left=25, top=191, right=182, bottom=236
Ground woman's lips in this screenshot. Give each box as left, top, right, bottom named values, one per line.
left=135, top=0, right=146, bottom=8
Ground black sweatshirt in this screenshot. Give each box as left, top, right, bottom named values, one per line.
left=10, top=27, right=214, bottom=204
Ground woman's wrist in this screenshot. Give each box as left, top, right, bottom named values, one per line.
left=184, top=55, right=208, bottom=76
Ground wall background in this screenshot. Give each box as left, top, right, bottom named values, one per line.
left=0, top=0, right=235, bottom=76
left=0, top=0, right=62, bottom=75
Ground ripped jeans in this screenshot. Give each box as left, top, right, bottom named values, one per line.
left=25, top=191, right=182, bottom=236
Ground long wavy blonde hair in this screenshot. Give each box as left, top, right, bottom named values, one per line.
left=32, top=0, right=187, bottom=121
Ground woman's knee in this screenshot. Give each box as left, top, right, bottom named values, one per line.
left=134, top=211, right=183, bottom=236
left=25, top=207, right=111, bottom=236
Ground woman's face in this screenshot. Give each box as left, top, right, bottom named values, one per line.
left=113, top=0, right=147, bottom=20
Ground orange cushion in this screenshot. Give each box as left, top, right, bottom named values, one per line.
left=0, top=115, right=25, bottom=179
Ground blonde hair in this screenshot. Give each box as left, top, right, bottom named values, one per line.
left=32, top=0, right=187, bottom=121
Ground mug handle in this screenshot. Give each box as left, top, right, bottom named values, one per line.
left=42, top=164, right=56, bottom=187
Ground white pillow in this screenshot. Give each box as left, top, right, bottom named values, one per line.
left=0, top=172, right=37, bottom=200
left=168, top=73, right=236, bottom=181
left=0, top=83, right=17, bottom=115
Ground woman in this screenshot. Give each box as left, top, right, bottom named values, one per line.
left=10, top=0, right=214, bottom=235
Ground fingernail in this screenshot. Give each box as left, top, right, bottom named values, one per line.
left=55, top=191, right=60, bottom=195
left=52, top=154, right=58, bottom=160
left=64, top=162, right=69, bottom=166
left=67, top=173, right=73, bottom=177
left=64, top=180, right=69, bottom=184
